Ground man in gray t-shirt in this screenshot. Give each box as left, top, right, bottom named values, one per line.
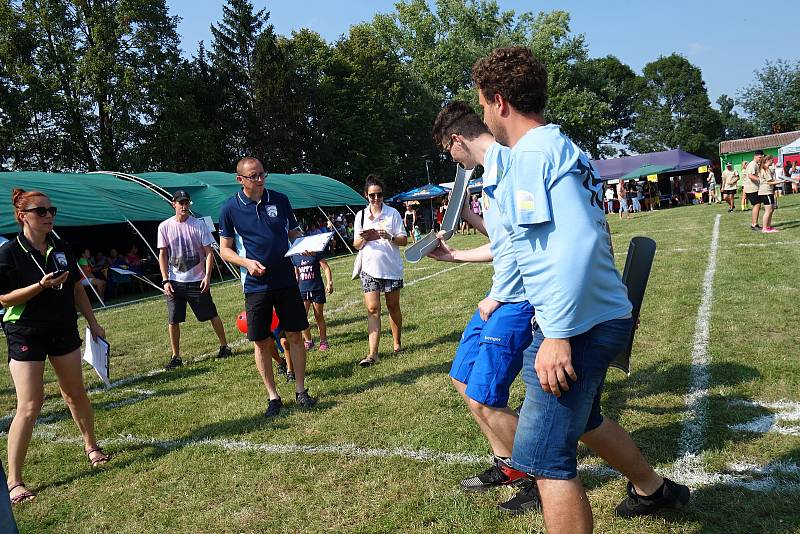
left=157, top=190, right=231, bottom=370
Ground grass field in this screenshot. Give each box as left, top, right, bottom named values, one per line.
left=2, top=196, right=800, bottom=533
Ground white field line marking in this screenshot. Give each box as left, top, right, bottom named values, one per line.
left=728, top=399, right=800, bottom=436
left=614, top=247, right=688, bottom=256
left=672, top=214, right=720, bottom=482
left=735, top=240, right=800, bottom=248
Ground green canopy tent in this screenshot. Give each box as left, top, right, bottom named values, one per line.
left=619, top=164, right=675, bottom=181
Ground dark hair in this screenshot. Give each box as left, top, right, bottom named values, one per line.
left=364, top=174, right=385, bottom=193
left=754, top=150, right=764, bottom=156
left=431, top=101, right=490, bottom=146
left=472, top=46, right=548, bottom=114
left=12, top=188, right=48, bottom=227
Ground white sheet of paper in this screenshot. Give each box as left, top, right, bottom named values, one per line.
left=284, top=233, right=334, bottom=257
left=109, top=267, right=134, bottom=276
left=83, top=328, right=110, bottom=386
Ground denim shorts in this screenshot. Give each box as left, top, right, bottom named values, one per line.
left=510, top=317, right=634, bottom=480
left=449, top=301, right=534, bottom=407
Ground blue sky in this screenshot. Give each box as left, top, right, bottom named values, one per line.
left=167, top=0, right=799, bottom=107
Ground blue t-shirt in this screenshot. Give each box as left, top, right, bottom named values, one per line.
left=493, top=124, right=632, bottom=338
left=291, top=252, right=325, bottom=292
left=219, top=189, right=300, bottom=294
left=482, top=142, right=526, bottom=303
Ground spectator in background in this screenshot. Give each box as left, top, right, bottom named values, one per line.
left=291, top=252, right=333, bottom=352
left=403, top=201, right=417, bottom=242
left=707, top=169, right=718, bottom=203
left=759, top=155, right=781, bottom=233
left=604, top=185, right=615, bottom=214
left=791, top=162, right=800, bottom=194
left=617, top=180, right=631, bottom=219
left=77, top=249, right=106, bottom=300
left=436, top=198, right=447, bottom=231
left=721, top=163, right=739, bottom=213
left=92, top=251, right=109, bottom=279
left=740, top=161, right=750, bottom=211
left=125, top=245, right=142, bottom=270
left=632, top=182, right=643, bottom=213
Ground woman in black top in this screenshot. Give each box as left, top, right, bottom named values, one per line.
left=0, top=189, right=110, bottom=505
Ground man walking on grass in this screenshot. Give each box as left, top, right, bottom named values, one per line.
left=219, top=157, right=317, bottom=417
left=429, top=101, right=535, bottom=511
left=471, top=46, right=689, bottom=532
left=158, top=190, right=231, bottom=370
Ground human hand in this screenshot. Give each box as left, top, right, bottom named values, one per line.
left=246, top=259, right=267, bottom=276
left=360, top=229, right=379, bottom=241
left=163, top=281, right=174, bottom=296
left=326, top=282, right=334, bottom=295
left=534, top=338, right=577, bottom=397
left=377, top=229, right=392, bottom=240
left=200, top=277, right=210, bottom=293
left=426, top=240, right=457, bottom=262
left=88, top=322, right=106, bottom=342
left=40, top=271, right=69, bottom=289
left=477, top=297, right=501, bottom=321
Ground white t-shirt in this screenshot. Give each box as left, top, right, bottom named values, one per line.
left=157, top=216, right=214, bottom=282
left=354, top=204, right=406, bottom=280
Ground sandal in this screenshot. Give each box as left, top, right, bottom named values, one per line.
left=359, top=355, right=378, bottom=367
left=393, top=346, right=405, bottom=355
left=86, top=447, right=112, bottom=467
left=8, top=482, right=36, bottom=505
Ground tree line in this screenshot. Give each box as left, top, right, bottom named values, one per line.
left=2, top=0, right=799, bottom=192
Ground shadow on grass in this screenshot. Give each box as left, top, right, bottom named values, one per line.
left=325, top=361, right=452, bottom=397
left=772, top=219, right=800, bottom=230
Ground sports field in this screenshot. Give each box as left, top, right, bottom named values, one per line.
left=2, top=197, right=800, bottom=533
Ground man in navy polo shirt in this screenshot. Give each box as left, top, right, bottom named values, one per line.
left=219, top=157, right=318, bottom=417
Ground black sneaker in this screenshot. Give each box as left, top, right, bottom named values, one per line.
left=295, top=388, right=318, bottom=409
left=497, top=479, right=541, bottom=515
left=264, top=397, right=282, bottom=418
left=277, top=358, right=287, bottom=376
left=216, top=345, right=233, bottom=359
left=460, top=459, right=528, bottom=492
left=164, top=356, right=182, bottom=370
left=614, top=478, right=690, bottom=518
left=751, top=224, right=762, bottom=231
left=286, top=370, right=296, bottom=382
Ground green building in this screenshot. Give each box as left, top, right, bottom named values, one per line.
left=719, top=130, right=800, bottom=175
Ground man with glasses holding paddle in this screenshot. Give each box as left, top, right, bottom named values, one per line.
left=219, top=157, right=317, bottom=418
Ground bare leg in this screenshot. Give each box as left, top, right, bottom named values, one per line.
left=302, top=301, right=312, bottom=343
left=168, top=323, right=180, bottom=357
left=364, top=290, right=381, bottom=358
left=6, top=360, right=45, bottom=498
left=209, top=315, right=228, bottom=346
left=312, top=302, right=327, bottom=341
left=536, top=477, right=593, bottom=534
left=750, top=203, right=762, bottom=226
left=452, top=378, right=518, bottom=457
left=253, top=339, right=280, bottom=400
left=50, top=350, right=100, bottom=454
left=284, top=330, right=308, bottom=393
left=762, top=204, right=774, bottom=228
left=385, top=290, right=402, bottom=351
left=580, top=417, right=663, bottom=496
left=280, top=337, right=293, bottom=373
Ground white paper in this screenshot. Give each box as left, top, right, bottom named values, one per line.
left=109, top=267, right=135, bottom=276
left=83, top=328, right=110, bottom=386
left=284, top=233, right=334, bottom=257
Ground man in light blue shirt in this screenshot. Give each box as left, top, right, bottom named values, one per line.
left=428, top=102, right=535, bottom=502
left=471, top=47, right=690, bottom=529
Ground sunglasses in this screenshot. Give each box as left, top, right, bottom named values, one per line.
left=239, top=172, right=266, bottom=182
left=23, top=206, right=58, bottom=217
left=368, top=192, right=383, bottom=199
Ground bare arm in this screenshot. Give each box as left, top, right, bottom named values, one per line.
left=158, top=248, right=174, bottom=296
left=320, top=259, right=334, bottom=294
left=0, top=271, right=68, bottom=307
left=427, top=240, right=493, bottom=263
left=74, top=281, right=105, bottom=341
left=200, top=245, right=214, bottom=292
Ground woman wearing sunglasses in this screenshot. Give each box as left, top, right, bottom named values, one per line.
left=0, top=189, right=110, bottom=505
left=353, top=175, right=408, bottom=367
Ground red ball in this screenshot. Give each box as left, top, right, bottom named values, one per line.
left=236, top=311, right=248, bottom=334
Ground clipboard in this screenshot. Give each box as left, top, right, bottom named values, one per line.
left=83, top=328, right=111, bottom=386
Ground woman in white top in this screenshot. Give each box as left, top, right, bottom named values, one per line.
left=353, top=175, right=408, bottom=367
left=759, top=155, right=781, bottom=233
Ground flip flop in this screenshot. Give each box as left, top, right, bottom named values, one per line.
left=359, top=355, right=378, bottom=367
left=8, top=482, right=36, bottom=505
left=393, top=347, right=405, bottom=355
left=86, top=447, right=112, bottom=467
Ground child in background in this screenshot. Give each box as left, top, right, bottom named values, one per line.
left=412, top=225, right=422, bottom=242
left=291, top=252, right=334, bottom=352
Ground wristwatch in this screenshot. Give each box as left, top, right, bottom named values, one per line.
left=161, top=280, right=170, bottom=286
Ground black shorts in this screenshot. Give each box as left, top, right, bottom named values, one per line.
left=166, top=281, right=219, bottom=324
left=245, top=286, right=309, bottom=341
left=746, top=192, right=762, bottom=206
left=4, top=322, right=82, bottom=362
left=760, top=194, right=776, bottom=206
left=722, top=189, right=736, bottom=197
left=300, top=289, right=326, bottom=304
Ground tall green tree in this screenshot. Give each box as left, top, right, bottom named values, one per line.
left=737, top=60, right=800, bottom=134
left=716, top=94, right=757, bottom=141
left=628, top=54, right=722, bottom=159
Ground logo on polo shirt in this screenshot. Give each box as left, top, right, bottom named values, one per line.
left=54, top=252, right=68, bottom=268
left=266, top=205, right=278, bottom=217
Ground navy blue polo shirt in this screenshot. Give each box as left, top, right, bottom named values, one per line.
left=219, top=189, right=300, bottom=294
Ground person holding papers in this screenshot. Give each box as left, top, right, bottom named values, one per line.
left=0, top=189, right=111, bottom=506
left=219, top=157, right=317, bottom=418
left=352, top=175, right=408, bottom=367
left=291, top=252, right=333, bottom=352
left=157, top=190, right=232, bottom=371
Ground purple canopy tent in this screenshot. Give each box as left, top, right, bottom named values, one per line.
left=592, top=149, right=711, bottom=181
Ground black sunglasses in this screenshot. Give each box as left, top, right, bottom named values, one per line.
left=368, top=192, right=383, bottom=199
left=23, top=206, right=57, bottom=217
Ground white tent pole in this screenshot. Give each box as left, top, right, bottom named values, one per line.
left=124, top=217, right=159, bottom=262
left=316, top=206, right=355, bottom=255
left=51, top=229, right=106, bottom=307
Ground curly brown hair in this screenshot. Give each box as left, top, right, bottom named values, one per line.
left=472, top=46, right=548, bottom=115
left=431, top=101, right=490, bottom=147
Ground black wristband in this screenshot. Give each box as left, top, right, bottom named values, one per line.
left=161, top=280, right=171, bottom=286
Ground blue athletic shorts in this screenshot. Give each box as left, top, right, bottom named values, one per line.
left=449, top=301, right=535, bottom=408
left=510, top=317, right=634, bottom=480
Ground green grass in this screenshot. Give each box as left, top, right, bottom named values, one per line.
left=2, top=197, right=800, bottom=533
